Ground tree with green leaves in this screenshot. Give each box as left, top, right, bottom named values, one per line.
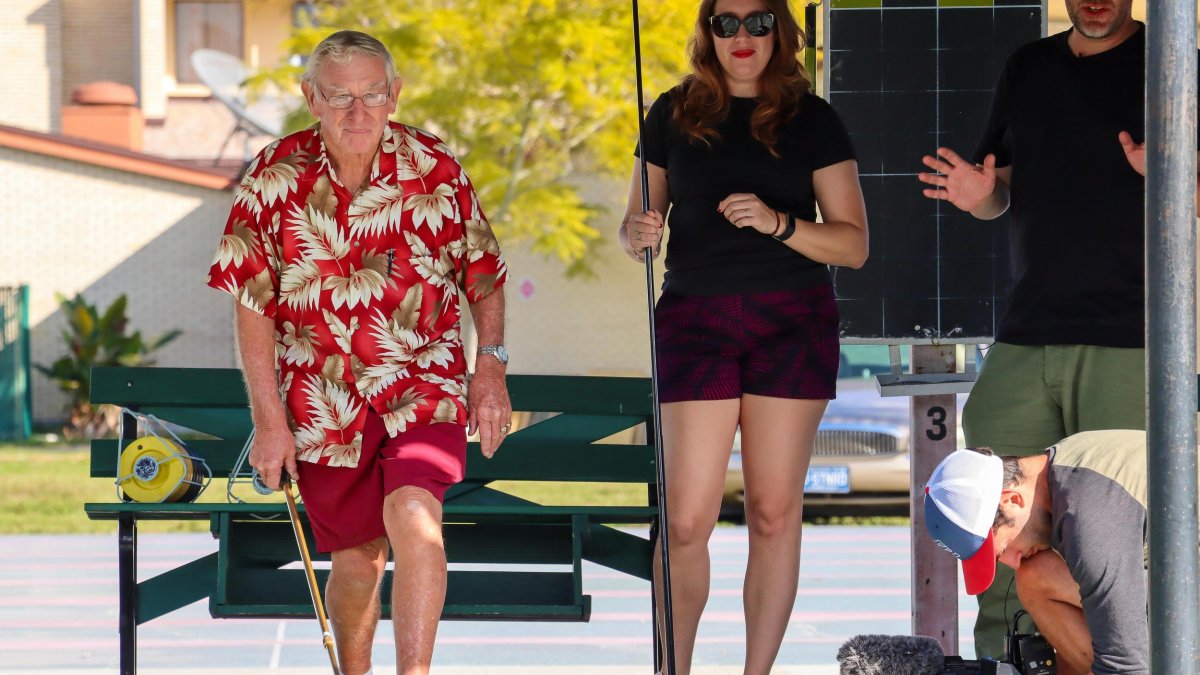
left=263, top=0, right=695, bottom=274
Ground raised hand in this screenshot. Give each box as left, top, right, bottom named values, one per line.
left=919, top=148, right=998, bottom=213
left=1118, top=131, right=1145, bottom=176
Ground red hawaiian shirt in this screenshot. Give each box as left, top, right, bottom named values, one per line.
left=206, top=121, right=507, bottom=467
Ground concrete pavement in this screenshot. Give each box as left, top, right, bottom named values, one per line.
left=0, top=526, right=977, bottom=673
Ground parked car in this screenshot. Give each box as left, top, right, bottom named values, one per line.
left=721, top=345, right=969, bottom=518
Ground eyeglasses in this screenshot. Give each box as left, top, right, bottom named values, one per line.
left=315, top=84, right=391, bottom=109
left=708, top=12, right=776, bottom=39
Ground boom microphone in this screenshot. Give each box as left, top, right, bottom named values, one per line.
left=837, top=634, right=946, bottom=675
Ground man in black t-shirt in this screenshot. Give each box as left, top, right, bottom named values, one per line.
left=914, top=0, right=1182, bottom=659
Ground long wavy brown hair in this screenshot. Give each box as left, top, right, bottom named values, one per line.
left=672, top=0, right=811, bottom=157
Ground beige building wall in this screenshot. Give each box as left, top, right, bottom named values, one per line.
left=242, top=0, right=293, bottom=71
left=500, top=242, right=658, bottom=378
left=137, top=0, right=169, bottom=121
left=0, top=0, right=63, bottom=133
left=492, top=184, right=662, bottom=379
left=0, top=146, right=236, bottom=424
left=142, top=96, right=275, bottom=161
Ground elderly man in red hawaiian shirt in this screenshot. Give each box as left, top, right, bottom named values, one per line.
left=206, top=30, right=510, bottom=675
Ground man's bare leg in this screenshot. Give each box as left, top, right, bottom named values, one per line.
left=1014, top=550, right=1091, bottom=675
left=384, top=485, right=447, bottom=675
left=327, top=537, right=389, bottom=675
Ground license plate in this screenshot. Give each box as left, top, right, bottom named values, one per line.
left=804, top=465, right=850, bottom=494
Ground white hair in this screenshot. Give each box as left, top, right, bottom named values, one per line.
left=301, top=30, right=397, bottom=85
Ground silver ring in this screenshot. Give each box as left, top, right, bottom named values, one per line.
left=635, top=232, right=641, bottom=241
left=500, top=425, right=510, bottom=434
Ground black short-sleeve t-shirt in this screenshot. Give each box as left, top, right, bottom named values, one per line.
left=637, top=88, right=856, bottom=295
left=971, top=24, right=1198, bottom=347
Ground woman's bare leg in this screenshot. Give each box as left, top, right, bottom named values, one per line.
left=739, top=394, right=827, bottom=675
left=654, top=399, right=741, bottom=674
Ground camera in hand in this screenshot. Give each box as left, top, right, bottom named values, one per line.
left=939, top=650, right=1052, bottom=675
left=1004, top=622, right=1055, bottom=675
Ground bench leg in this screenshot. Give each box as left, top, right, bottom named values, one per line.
left=118, top=513, right=137, bottom=675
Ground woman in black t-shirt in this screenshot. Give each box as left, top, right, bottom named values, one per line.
left=618, top=0, right=867, bottom=672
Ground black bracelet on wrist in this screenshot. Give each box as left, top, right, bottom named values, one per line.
left=773, top=212, right=797, bottom=242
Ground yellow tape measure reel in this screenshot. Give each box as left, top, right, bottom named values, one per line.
left=118, top=436, right=206, bottom=503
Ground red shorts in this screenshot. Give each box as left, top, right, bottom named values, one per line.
left=295, top=409, right=467, bottom=553
left=654, top=284, right=839, bottom=402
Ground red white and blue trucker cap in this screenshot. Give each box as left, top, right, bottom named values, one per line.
left=924, top=450, right=1004, bottom=596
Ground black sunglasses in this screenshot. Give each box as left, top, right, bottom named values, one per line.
left=708, top=12, right=776, bottom=39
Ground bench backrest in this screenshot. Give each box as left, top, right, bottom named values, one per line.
left=89, top=367, right=658, bottom=490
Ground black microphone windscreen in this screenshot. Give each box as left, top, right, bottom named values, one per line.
left=837, top=634, right=946, bottom=675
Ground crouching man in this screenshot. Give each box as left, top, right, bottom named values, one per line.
left=923, top=430, right=1150, bottom=675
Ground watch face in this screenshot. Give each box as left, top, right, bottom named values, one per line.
left=481, top=345, right=509, bottom=364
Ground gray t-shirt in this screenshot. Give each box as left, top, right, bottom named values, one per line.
left=1047, top=429, right=1148, bottom=675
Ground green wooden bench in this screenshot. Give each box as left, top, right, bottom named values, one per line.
left=85, top=366, right=661, bottom=675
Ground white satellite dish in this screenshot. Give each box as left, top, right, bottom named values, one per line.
left=190, top=48, right=289, bottom=164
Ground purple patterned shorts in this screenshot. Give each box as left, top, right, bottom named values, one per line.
left=654, top=284, right=839, bottom=403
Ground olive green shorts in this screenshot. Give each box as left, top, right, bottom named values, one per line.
left=963, top=342, right=1146, bottom=456
left=962, top=341, right=1145, bottom=658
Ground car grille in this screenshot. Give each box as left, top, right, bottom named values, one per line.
left=814, top=430, right=898, bottom=457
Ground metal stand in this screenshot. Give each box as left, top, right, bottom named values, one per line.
left=1146, top=0, right=1199, bottom=670
left=630, top=2, right=676, bottom=672
left=908, top=344, right=960, bottom=654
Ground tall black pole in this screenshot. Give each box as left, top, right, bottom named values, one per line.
left=804, top=3, right=818, bottom=79
left=631, top=1, right=677, bottom=673
left=1146, top=0, right=1199, bottom=672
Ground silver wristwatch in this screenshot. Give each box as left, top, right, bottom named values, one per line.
left=478, top=344, right=509, bottom=366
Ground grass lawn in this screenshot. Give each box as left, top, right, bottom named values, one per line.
left=0, top=441, right=906, bottom=534
left=0, top=442, right=269, bottom=534
left=1, top=442, right=123, bottom=534
left=0, top=442, right=649, bottom=535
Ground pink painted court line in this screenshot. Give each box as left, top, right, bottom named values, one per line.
left=0, top=632, right=932, bottom=652
left=587, top=587, right=912, bottom=598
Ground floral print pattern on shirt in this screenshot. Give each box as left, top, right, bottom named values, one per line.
left=206, top=122, right=507, bottom=467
